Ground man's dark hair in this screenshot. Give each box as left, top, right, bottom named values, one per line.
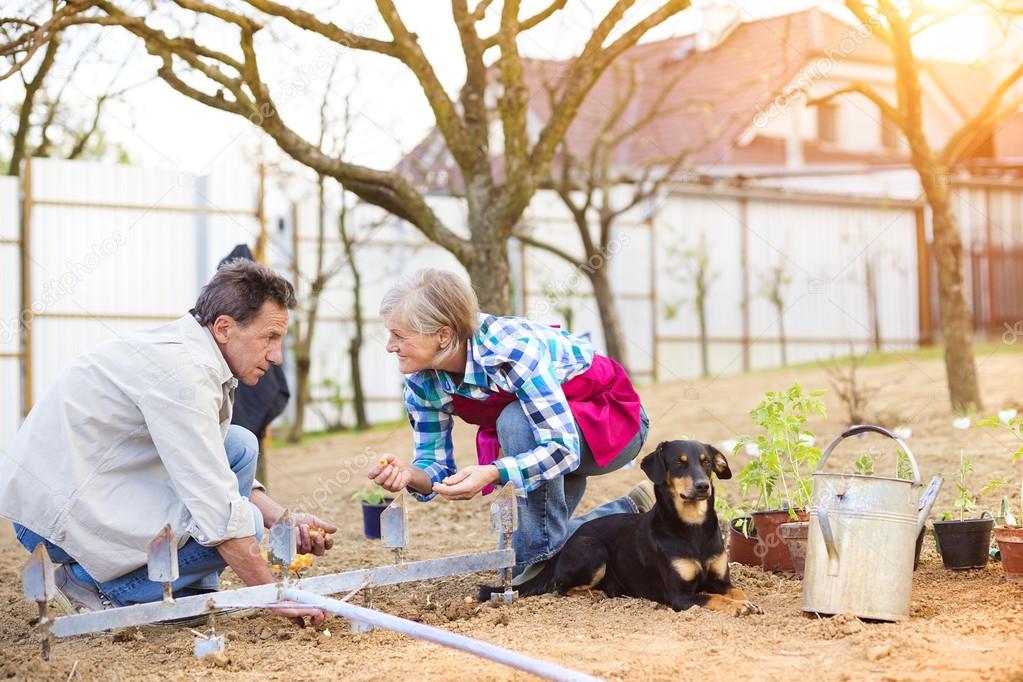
left=191, top=259, right=297, bottom=326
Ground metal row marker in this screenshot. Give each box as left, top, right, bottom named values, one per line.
left=20, top=485, right=548, bottom=676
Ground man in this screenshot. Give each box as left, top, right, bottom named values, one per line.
left=0, top=260, right=334, bottom=625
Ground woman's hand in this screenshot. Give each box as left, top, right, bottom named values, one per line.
left=432, top=465, right=501, bottom=500
left=368, top=454, right=432, bottom=494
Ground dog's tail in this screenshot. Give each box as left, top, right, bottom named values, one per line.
left=476, top=558, right=559, bottom=602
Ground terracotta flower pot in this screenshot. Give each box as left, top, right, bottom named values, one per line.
left=993, top=525, right=1023, bottom=583
left=779, top=520, right=809, bottom=578
left=727, top=517, right=760, bottom=567
left=932, top=518, right=993, bottom=570
left=751, top=509, right=809, bottom=573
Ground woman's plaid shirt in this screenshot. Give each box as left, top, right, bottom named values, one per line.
left=403, top=314, right=594, bottom=498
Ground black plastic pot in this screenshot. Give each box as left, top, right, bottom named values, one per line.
left=932, top=518, right=994, bottom=570
left=360, top=499, right=392, bottom=539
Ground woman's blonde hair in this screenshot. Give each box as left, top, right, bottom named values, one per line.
left=379, top=269, right=479, bottom=366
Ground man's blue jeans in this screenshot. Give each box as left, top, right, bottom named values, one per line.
left=14, top=425, right=264, bottom=606
left=496, top=404, right=650, bottom=575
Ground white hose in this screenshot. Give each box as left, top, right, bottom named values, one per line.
left=282, top=588, right=601, bottom=682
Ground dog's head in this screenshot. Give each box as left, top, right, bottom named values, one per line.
left=640, top=440, right=731, bottom=504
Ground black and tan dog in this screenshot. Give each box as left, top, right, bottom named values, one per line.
left=482, top=440, right=761, bottom=616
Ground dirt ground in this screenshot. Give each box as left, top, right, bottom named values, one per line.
left=4, top=350, right=1023, bottom=681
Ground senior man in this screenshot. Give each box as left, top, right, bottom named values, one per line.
left=0, top=260, right=334, bottom=625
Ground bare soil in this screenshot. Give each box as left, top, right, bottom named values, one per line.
left=3, top=351, right=1023, bottom=681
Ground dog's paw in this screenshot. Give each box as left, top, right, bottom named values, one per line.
left=733, top=601, right=763, bottom=617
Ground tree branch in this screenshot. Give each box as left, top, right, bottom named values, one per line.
left=806, top=82, right=905, bottom=132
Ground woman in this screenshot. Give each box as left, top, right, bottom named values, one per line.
left=368, top=269, right=651, bottom=581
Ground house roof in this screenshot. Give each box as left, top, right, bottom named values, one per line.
left=396, top=8, right=1001, bottom=190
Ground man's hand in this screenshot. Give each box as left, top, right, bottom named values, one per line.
left=293, top=512, right=337, bottom=555
left=215, top=536, right=325, bottom=626
left=368, top=454, right=432, bottom=494
left=432, top=465, right=501, bottom=500
left=268, top=601, right=327, bottom=627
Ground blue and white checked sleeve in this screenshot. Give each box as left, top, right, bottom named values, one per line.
left=403, top=376, right=455, bottom=502
left=490, top=337, right=581, bottom=495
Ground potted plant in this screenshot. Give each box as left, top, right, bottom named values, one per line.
left=715, top=497, right=759, bottom=567
left=352, top=485, right=393, bottom=540
left=979, top=410, right=1023, bottom=582
left=932, top=453, right=1003, bottom=570
left=734, top=383, right=825, bottom=574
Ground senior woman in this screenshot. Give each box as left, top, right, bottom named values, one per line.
left=368, top=269, right=652, bottom=583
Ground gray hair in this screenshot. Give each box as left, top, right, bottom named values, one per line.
left=191, top=259, right=296, bottom=326
left=379, top=269, right=479, bottom=366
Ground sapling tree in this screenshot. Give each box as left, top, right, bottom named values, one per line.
left=664, top=232, right=717, bottom=378
left=760, top=261, right=791, bottom=366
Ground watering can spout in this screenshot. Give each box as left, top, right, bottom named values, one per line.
left=916, top=476, right=943, bottom=537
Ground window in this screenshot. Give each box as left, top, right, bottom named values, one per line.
left=881, top=115, right=900, bottom=149
left=817, top=104, right=838, bottom=144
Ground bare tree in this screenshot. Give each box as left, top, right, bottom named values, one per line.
left=807, top=0, right=1023, bottom=412
left=664, top=232, right=717, bottom=378
left=4, top=24, right=141, bottom=175
left=288, top=61, right=377, bottom=441
left=3, top=1, right=691, bottom=314
left=760, top=261, right=791, bottom=366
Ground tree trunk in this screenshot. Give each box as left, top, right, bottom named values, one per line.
left=465, top=237, right=513, bottom=315
left=344, top=218, right=369, bottom=431
left=587, top=266, right=629, bottom=372
left=919, top=168, right=983, bottom=412
left=697, top=293, right=709, bottom=379
left=777, top=303, right=788, bottom=366
left=288, top=351, right=311, bottom=443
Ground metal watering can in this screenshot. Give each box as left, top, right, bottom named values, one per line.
left=802, top=425, right=934, bottom=622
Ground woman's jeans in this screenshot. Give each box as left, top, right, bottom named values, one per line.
left=14, top=425, right=264, bottom=606
left=496, top=404, right=650, bottom=575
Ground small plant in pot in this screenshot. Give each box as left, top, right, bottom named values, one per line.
left=932, top=453, right=1004, bottom=571
left=352, top=485, right=393, bottom=540
left=978, top=410, right=1023, bottom=582
left=734, top=383, right=826, bottom=574
left=716, top=496, right=759, bottom=567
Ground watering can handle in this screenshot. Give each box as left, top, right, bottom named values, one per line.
left=817, top=506, right=840, bottom=576
left=816, top=424, right=921, bottom=485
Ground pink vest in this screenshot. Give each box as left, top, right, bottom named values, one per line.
left=450, top=354, right=642, bottom=494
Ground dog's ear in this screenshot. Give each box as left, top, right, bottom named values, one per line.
left=640, top=441, right=669, bottom=484
left=704, top=443, right=732, bottom=479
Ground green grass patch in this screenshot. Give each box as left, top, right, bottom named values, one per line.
left=770, top=340, right=1023, bottom=373
left=269, top=418, right=408, bottom=449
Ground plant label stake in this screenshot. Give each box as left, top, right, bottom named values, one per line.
left=351, top=587, right=374, bottom=633
left=268, top=511, right=298, bottom=587
left=21, top=544, right=55, bottom=661
left=381, top=494, right=408, bottom=567
left=193, top=609, right=225, bottom=658
left=489, top=483, right=518, bottom=605
left=147, top=525, right=179, bottom=605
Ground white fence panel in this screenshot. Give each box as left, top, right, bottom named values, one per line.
left=0, top=176, right=21, bottom=454
left=25, top=158, right=259, bottom=407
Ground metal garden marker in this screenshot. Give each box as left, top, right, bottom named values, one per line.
left=489, top=483, right=518, bottom=605
left=268, top=511, right=298, bottom=583
left=193, top=609, right=225, bottom=658
left=22, top=544, right=55, bottom=660
left=147, top=525, right=179, bottom=605
left=381, top=493, right=409, bottom=566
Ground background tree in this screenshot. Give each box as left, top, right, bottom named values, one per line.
left=3, top=24, right=139, bottom=175
left=2, top=1, right=691, bottom=313
left=807, top=0, right=1023, bottom=411
left=664, top=232, right=717, bottom=378
left=760, top=260, right=791, bottom=367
